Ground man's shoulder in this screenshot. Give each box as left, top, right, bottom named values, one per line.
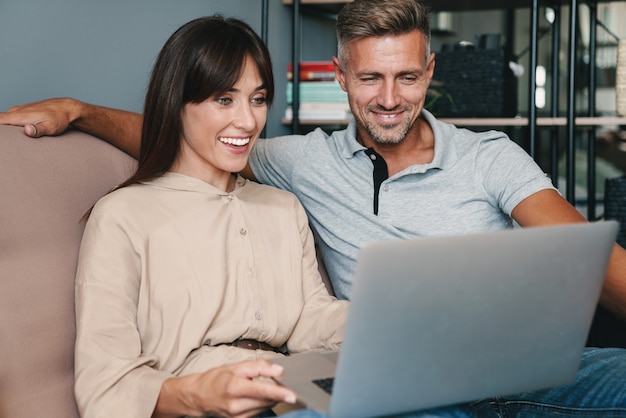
left=261, top=127, right=335, bottom=148
left=441, top=121, right=513, bottom=151
left=253, top=127, right=348, bottom=168
left=425, top=111, right=508, bottom=142
left=244, top=179, right=301, bottom=201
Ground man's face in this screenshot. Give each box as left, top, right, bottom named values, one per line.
left=334, top=31, right=434, bottom=146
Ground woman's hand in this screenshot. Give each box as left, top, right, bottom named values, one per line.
left=153, top=359, right=297, bottom=418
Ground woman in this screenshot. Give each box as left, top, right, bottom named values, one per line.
left=73, top=15, right=347, bottom=418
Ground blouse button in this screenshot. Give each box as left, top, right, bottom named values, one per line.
left=239, top=228, right=247, bottom=236
left=255, top=311, right=263, bottom=320
left=383, top=184, right=389, bottom=192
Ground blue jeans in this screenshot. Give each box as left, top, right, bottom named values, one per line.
left=280, top=347, right=626, bottom=418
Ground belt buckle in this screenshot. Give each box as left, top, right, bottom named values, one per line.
left=233, top=339, right=259, bottom=350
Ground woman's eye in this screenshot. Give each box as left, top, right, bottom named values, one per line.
left=217, top=97, right=232, bottom=105
left=252, top=96, right=267, bottom=105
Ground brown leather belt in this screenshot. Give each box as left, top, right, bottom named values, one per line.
left=228, top=339, right=282, bottom=353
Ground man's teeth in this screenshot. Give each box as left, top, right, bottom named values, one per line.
left=219, top=137, right=250, bottom=146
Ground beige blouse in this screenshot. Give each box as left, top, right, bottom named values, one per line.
left=74, top=173, right=347, bottom=418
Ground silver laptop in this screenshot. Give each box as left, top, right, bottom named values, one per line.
left=272, top=221, right=618, bottom=418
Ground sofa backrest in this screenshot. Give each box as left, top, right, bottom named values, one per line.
left=0, top=125, right=136, bottom=417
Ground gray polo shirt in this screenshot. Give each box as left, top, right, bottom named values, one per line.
left=249, top=110, right=555, bottom=299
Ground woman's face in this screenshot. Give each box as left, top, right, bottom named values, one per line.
left=173, top=55, right=268, bottom=190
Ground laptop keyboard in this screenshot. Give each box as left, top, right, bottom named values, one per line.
left=313, top=377, right=335, bottom=394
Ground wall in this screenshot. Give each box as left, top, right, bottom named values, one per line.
left=0, top=0, right=294, bottom=137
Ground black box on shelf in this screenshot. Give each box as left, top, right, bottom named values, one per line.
left=428, top=46, right=518, bottom=118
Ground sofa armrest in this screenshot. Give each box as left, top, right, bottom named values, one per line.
left=0, top=126, right=136, bottom=417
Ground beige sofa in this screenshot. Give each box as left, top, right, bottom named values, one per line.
left=0, top=125, right=136, bottom=417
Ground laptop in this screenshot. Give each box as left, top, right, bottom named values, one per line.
left=272, top=221, right=618, bottom=418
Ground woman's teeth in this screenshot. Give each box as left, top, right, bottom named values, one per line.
left=219, top=137, right=250, bottom=147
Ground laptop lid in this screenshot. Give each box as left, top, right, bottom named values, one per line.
left=275, top=221, right=618, bottom=418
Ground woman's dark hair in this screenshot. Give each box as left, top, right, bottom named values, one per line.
left=119, top=15, right=274, bottom=190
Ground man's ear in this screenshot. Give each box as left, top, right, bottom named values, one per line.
left=426, top=52, right=435, bottom=82
left=332, top=56, right=348, bottom=92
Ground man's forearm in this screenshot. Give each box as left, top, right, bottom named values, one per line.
left=73, top=101, right=143, bottom=159
left=0, top=97, right=143, bottom=159
left=601, top=243, right=626, bottom=320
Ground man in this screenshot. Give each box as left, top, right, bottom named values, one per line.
left=2, top=0, right=626, bottom=416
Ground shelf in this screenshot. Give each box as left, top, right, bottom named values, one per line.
left=442, top=116, right=626, bottom=127
left=283, top=0, right=625, bottom=12
left=282, top=116, right=626, bottom=127
left=282, top=118, right=350, bottom=125
left=283, top=0, right=540, bottom=13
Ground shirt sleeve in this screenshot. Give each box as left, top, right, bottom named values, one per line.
left=74, top=198, right=169, bottom=418
left=476, top=135, right=556, bottom=216
left=285, top=197, right=348, bottom=353
left=248, top=133, right=312, bottom=192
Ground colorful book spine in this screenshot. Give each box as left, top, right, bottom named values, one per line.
left=286, top=81, right=348, bottom=103
left=287, top=61, right=336, bottom=81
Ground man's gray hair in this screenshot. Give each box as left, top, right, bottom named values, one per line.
left=336, top=0, right=432, bottom=68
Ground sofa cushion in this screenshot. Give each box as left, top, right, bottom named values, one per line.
left=0, top=125, right=136, bottom=417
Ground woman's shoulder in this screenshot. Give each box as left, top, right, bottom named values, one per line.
left=89, top=183, right=154, bottom=219
left=98, top=182, right=149, bottom=202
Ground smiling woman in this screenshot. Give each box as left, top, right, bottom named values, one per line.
left=72, top=15, right=348, bottom=418
left=173, top=55, right=268, bottom=190
left=119, top=14, right=274, bottom=194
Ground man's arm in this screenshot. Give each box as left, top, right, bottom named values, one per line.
left=512, top=189, right=626, bottom=320
left=0, top=98, right=142, bottom=159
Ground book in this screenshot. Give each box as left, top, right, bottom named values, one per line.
left=287, top=61, right=336, bottom=81
left=284, top=105, right=352, bottom=121
left=286, top=81, right=348, bottom=103
left=298, top=102, right=352, bottom=110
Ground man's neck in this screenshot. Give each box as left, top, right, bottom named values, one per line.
left=357, top=116, right=435, bottom=177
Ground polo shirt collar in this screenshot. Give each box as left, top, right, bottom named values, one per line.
left=338, top=109, right=458, bottom=171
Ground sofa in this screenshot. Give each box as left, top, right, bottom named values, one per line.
left=0, top=125, right=136, bottom=417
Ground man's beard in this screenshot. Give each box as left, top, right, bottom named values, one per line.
left=356, top=107, right=414, bottom=145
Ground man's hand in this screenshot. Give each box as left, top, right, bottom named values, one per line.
left=0, top=98, right=142, bottom=157
left=0, top=98, right=80, bottom=137
left=153, top=359, right=297, bottom=418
